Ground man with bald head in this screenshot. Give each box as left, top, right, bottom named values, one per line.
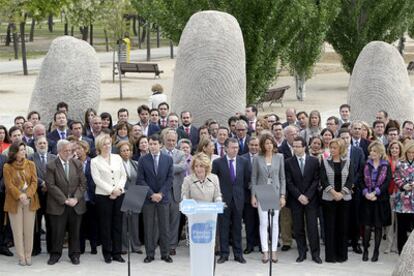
left=282, top=108, right=298, bottom=129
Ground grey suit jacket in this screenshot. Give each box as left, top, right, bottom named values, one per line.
left=251, top=153, right=286, bottom=210
left=161, top=148, right=186, bottom=203
left=124, top=159, right=139, bottom=190
left=45, top=158, right=87, bottom=215
left=29, top=152, right=57, bottom=186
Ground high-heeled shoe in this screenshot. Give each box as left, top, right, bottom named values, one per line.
left=271, top=251, right=278, bottom=263
left=262, top=251, right=269, bottom=264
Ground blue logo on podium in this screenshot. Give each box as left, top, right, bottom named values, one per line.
left=191, top=221, right=215, bottom=243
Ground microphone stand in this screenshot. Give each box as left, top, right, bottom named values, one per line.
left=127, top=210, right=131, bottom=276
left=268, top=209, right=275, bottom=276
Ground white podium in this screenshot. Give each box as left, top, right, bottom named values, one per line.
left=180, top=199, right=224, bottom=276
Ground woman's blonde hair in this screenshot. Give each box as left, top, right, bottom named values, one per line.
left=196, top=137, right=213, bottom=154
left=191, top=153, right=212, bottom=175
left=329, top=138, right=347, bottom=157
left=402, top=140, right=414, bottom=161
left=151, top=83, right=164, bottom=93
left=368, top=140, right=387, bottom=160
left=95, top=134, right=111, bottom=155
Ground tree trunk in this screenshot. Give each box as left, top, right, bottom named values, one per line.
left=138, top=20, right=141, bottom=49
left=295, top=72, right=306, bottom=101
left=5, top=23, right=12, bottom=46
left=132, top=15, right=137, bottom=36
left=170, top=40, right=174, bottom=59
left=20, top=17, right=28, bottom=76
left=29, top=18, right=35, bottom=42
left=11, top=23, right=18, bottom=59
left=140, top=19, right=146, bottom=44
left=89, top=24, right=93, bottom=45
left=80, top=26, right=88, bottom=41
left=70, top=26, right=74, bottom=36
left=104, top=29, right=109, bottom=52
left=156, top=25, right=160, bottom=48
left=48, top=14, right=53, bottom=32
left=64, top=22, right=68, bottom=35
left=146, top=22, right=151, bottom=61
left=398, top=36, right=405, bottom=56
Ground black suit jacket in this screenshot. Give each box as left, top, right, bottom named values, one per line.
left=136, top=152, right=173, bottom=204
left=178, top=125, right=199, bottom=150
left=241, top=153, right=254, bottom=203
left=285, top=155, right=320, bottom=208
left=237, top=135, right=250, bottom=155
left=47, top=129, right=72, bottom=143
left=351, top=138, right=370, bottom=160
left=278, top=140, right=293, bottom=160
left=0, top=155, right=6, bottom=192
left=137, top=122, right=160, bottom=137
left=349, top=145, right=365, bottom=193
left=212, top=156, right=250, bottom=213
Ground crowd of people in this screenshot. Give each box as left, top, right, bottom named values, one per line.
left=0, top=96, right=412, bottom=268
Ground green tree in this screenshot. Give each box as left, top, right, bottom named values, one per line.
left=133, top=0, right=306, bottom=104
left=327, top=0, right=412, bottom=74
left=287, top=0, right=340, bottom=101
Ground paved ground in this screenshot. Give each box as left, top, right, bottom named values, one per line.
left=0, top=240, right=399, bottom=276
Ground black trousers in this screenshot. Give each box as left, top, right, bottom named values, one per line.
left=33, top=190, right=51, bottom=253
left=292, top=203, right=320, bottom=258
left=80, top=201, right=98, bottom=252
left=242, top=202, right=260, bottom=250
left=348, top=193, right=361, bottom=247
left=49, top=206, right=82, bottom=257
left=142, top=202, right=169, bottom=258
left=218, top=200, right=243, bottom=257
left=323, top=200, right=350, bottom=262
left=95, top=194, right=124, bottom=257
left=0, top=192, right=8, bottom=248
left=396, top=213, right=414, bottom=254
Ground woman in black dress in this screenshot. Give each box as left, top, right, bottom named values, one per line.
left=360, top=141, right=391, bottom=262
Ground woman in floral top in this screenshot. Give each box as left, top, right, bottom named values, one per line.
left=393, top=140, right=414, bottom=254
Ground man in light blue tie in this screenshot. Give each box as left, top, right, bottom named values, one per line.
left=47, top=111, right=71, bottom=143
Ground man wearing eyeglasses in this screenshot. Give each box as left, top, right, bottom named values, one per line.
left=235, top=120, right=250, bottom=155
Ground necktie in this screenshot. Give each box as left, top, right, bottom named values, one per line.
left=161, top=119, right=166, bottom=127
left=168, top=150, right=173, bottom=156
left=61, top=131, right=66, bottom=140
left=220, top=146, right=224, bottom=157
left=185, top=127, right=190, bottom=136
left=229, top=159, right=236, bottom=183
left=41, top=155, right=46, bottom=170
left=239, top=139, right=244, bottom=151
left=153, top=155, right=158, bottom=174
left=355, top=141, right=359, bottom=147
left=64, top=161, right=69, bottom=180
left=299, top=157, right=304, bottom=175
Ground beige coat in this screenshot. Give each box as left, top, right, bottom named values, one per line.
left=181, top=173, right=222, bottom=203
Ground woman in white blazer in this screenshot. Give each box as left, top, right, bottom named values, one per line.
left=251, top=133, right=286, bottom=264
left=91, top=134, right=127, bottom=264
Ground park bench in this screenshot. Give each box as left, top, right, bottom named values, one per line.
left=119, top=62, right=164, bottom=78
left=407, top=61, right=414, bottom=74
left=256, top=85, right=290, bottom=110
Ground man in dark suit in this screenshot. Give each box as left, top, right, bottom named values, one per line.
left=241, top=137, right=260, bottom=254
left=45, top=140, right=86, bottom=265
left=70, top=121, right=96, bottom=158
left=278, top=125, right=298, bottom=251
left=161, top=130, right=186, bottom=256
left=22, top=121, right=34, bottom=145
left=158, top=102, right=169, bottom=129
left=0, top=154, right=13, bottom=257
left=339, top=128, right=365, bottom=254
left=167, top=113, right=188, bottom=141
left=179, top=111, right=199, bottom=151
left=285, top=136, right=322, bottom=264
left=29, top=136, right=57, bottom=255
left=212, top=138, right=250, bottom=264
left=47, top=111, right=71, bottom=142
left=214, top=127, right=229, bottom=158
left=136, top=134, right=174, bottom=263
left=137, top=105, right=160, bottom=137
left=235, top=120, right=250, bottom=155
left=351, top=121, right=370, bottom=160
